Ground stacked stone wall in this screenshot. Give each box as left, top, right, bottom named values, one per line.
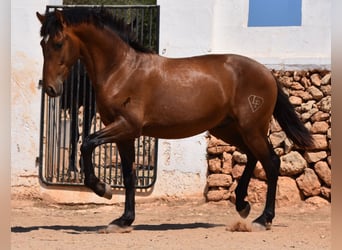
left=206, top=70, right=331, bottom=207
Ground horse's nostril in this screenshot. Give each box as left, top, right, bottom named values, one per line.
left=46, top=86, right=57, bottom=97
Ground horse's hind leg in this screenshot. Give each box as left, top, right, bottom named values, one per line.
left=211, top=123, right=280, bottom=229
left=234, top=151, right=257, bottom=218
left=254, top=145, right=280, bottom=229
left=209, top=125, right=257, bottom=219
left=242, top=132, right=280, bottom=230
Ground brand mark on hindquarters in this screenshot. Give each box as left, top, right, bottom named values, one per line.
left=248, top=95, right=264, bottom=112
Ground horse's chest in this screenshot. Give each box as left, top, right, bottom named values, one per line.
left=94, top=97, right=119, bottom=124
left=95, top=93, right=139, bottom=126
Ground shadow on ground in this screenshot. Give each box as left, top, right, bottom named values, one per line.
left=11, top=222, right=225, bottom=234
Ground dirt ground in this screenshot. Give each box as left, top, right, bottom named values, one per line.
left=11, top=197, right=330, bottom=250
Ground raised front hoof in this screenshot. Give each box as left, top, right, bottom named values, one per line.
left=252, top=216, right=272, bottom=231
left=237, top=202, right=251, bottom=219
left=91, top=182, right=113, bottom=199
left=98, top=224, right=133, bottom=234
left=102, top=182, right=113, bottom=199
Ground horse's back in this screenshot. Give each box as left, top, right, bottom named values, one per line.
left=190, top=53, right=278, bottom=118
left=161, top=53, right=276, bottom=94
left=141, top=53, right=277, bottom=138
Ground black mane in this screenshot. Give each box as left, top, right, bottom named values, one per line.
left=40, top=7, right=153, bottom=53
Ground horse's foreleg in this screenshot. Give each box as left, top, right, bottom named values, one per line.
left=80, top=133, right=113, bottom=199
left=109, top=140, right=136, bottom=228
left=80, top=116, right=139, bottom=200
left=68, top=108, right=79, bottom=173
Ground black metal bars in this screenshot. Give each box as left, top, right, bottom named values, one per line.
left=39, top=5, right=159, bottom=188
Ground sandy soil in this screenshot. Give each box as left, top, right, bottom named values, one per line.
left=11, top=198, right=330, bottom=250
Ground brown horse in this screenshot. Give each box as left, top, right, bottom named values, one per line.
left=36, top=7, right=313, bottom=232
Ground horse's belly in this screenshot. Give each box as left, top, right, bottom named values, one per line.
left=142, top=114, right=225, bottom=139
left=142, top=125, right=206, bottom=139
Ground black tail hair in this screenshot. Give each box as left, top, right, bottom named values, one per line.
left=273, top=80, right=314, bottom=149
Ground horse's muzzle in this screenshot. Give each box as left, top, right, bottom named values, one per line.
left=44, top=77, right=64, bottom=97
left=45, top=83, right=63, bottom=97
left=45, top=86, right=58, bottom=97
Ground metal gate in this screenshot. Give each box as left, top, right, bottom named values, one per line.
left=38, top=5, right=159, bottom=189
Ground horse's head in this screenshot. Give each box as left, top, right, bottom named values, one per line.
left=36, top=10, right=79, bottom=97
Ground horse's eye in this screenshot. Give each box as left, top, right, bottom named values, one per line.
left=53, top=42, right=63, bottom=50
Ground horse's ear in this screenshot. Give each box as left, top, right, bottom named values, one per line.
left=55, top=9, right=66, bottom=27
left=36, top=12, right=45, bottom=24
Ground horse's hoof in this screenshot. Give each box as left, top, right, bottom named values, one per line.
left=103, top=183, right=112, bottom=199
left=251, top=222, right=267, bottom=231
left=265, top=222, right=272, bottom=230
left=252, top=216, right=272, bottom=231
left=98, top=224, right=132, bottom=234
left=238, top=203, right=251, bottom=218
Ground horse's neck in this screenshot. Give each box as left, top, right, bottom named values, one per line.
left=76, top=25, right=132, bottom=86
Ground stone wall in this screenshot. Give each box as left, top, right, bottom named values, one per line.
left=206, top=70, right=331, bottom=207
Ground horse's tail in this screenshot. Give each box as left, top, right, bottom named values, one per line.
left=273, top=80, right=314, bottom=149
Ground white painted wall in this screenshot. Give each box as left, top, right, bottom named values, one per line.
left=211, top=0, right=331, bottom=68
left=158, top=0, right=215, bottom=57
left=154, top=136, right=208, bottom=197
left=11, top=0, right=62, bottom=187
left=158, top=0, right=331, bottom=69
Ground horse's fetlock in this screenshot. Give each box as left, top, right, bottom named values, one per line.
left=264, top=209, right=275, bottom=221
left=84, top=178, right=92, bottom=188
left=84, top=175, right=98, bottom=188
